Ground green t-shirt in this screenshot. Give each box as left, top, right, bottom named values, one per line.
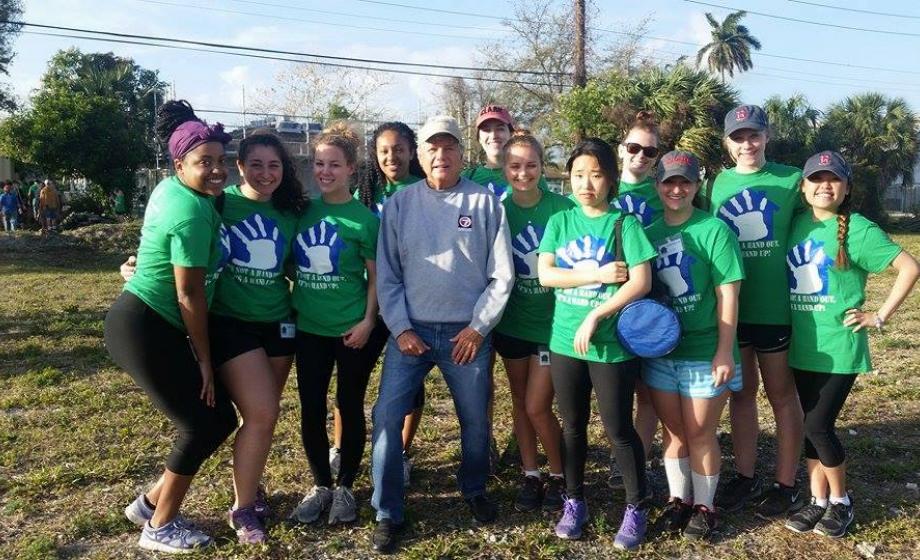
left=462, top=165, right=549, bottom=202
left=114, top=192, right=127, bottom=214
left=292, top=198, right=379, bottom=336
left=353, top=175, right=422, bottom=217
left=210, top=185, right=299, bottom=323
left=496, top=190, right=576, bottom=343
left=29, top=183, right=40, bottom=202
left=645, top=209, right=745, bottom=361
left=787, top=212, right=901, bottom=374
left=538, top=207, right=657, bottom=362
left=125, top=176, right=227, bottom=331
left=613, top=177, right=662, bottom=227
left=710, top=162, right=804, bottom=325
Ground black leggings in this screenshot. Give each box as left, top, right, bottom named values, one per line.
left=793, top=369, right=856, bottom=468
left=550, top=353, right=647, bottom=503
left=104, top=291, right=237, bottom=476
left=296, top=321, right=388, bottom=488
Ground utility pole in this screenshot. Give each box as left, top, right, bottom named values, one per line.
left=574, top=0, right=587, bottom=140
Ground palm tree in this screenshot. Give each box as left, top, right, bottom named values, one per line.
left=816, top=93, right=919, bottom=222
left=763, top=94, right=821, bottom=167
left=696, top=11, right=762, bottom=82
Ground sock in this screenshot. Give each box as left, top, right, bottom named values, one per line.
left=664, top=456, right=692, bottom=502
left=524, top=469, right=541, bottom=479
left=549, top=472, right=563, bottom=479
left=692, top=471, right=720, bottom=510
left=814, top=496, right=829, bottom=508
left=830, top=494, right=850, bottom=506
left=143, top=495, right=156, bottom=510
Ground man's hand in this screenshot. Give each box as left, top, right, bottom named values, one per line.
left=450, top=326, right=484, bottom=365
left=397, top=330, right=430, bottom=356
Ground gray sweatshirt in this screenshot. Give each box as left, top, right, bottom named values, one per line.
left=376, top=177, right=514, bottom=337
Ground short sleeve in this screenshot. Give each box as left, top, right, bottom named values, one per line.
left=169, top=218, right=213, bottom=268
left=853, top=220, right=901, bottom=273
left=360, top=215, right=380, bottom=261
left=621, top=215, right=657, bottom=266
left=538, top=213, right=562, bottom=254
left=710, top=223, right=745, bottom=285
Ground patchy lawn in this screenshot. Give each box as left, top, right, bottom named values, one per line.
left=1, top=226, right=918, bottom=559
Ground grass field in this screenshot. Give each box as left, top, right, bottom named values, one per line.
left=1, top=225, right=918, bottom=560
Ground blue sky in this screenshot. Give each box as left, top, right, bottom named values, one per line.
left=7, top=0, right=920, bottom=127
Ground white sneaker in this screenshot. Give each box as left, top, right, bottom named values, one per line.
left=289, top=486, right=333, bottom=524
left=402, top=453, right=412, bottom=488
left=329, top=447, right=341, bottom=480
left=138, top=519, right=212, bottom=554
left=124, top=494, right=155, bottom=526
left=328, top=486, right=357, bottom=525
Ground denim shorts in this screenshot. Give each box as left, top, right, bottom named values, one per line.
left=642, top=357, right=742, bottom=399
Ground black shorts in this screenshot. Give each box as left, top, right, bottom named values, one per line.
left=492, top=331, right=546, bottom=361
left=737, top=323, right=791, bottom=354
left=210, top=313, right=296, bottom=367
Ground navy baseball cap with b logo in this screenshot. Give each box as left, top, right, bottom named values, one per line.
left=724, top=104, right=769, bottom=136
left=803, top=150, right=851, bottom=181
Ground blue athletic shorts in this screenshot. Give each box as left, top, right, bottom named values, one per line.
left=642, top=357, right=742, bottom=399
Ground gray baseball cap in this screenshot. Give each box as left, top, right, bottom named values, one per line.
left=724, top=104, right=769, bottom=136
left=803, top=150, right=851, bottom=180
left=657, top=150, right=700, bottom=182
left=418, top=115, right=463, bottom=144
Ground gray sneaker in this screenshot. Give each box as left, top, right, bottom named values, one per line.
left=289, top=486, right=332, bottom=524
left=138, top=518, right=212, bottom=554
left=125, top=494, right=155, bottom=526
left=328, top=486, right=358, bottom=525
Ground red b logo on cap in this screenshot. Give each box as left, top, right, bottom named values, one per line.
left=819, top=153, right=830, bottom=165
left=735, top=108, right=748, bottom=121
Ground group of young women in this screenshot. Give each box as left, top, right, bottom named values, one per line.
left=105, top=99, right=918, bottom=554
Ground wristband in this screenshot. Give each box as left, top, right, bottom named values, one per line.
left=874, top=314, right=884, bottom=331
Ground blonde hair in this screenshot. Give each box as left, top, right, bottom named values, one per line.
left=502, top=129, right=544, bottom=165
left=314, top=122, right=361, bottom=165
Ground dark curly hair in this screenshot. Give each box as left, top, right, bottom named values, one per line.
left=356, top=121, right=425, bottom=209
left=238, top=131, right=308, bottom=215
left=155, top=99, right=199, bottom=146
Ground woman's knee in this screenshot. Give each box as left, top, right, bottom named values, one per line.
left=241, top=400, right=280, bottom=431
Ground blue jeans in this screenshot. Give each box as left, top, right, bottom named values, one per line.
left=370, top=321, right=493, bottom=523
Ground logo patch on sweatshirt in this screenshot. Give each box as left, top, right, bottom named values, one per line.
left=458, top=215, right=473, bottom=229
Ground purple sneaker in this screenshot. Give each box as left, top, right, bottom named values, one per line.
left=229, top=505, right=267, bottom=544
left=253, top=486, right=270, bottom=521
left=554, top=498, right=588, bottom=540
left=613, top=503, right=649, bottom=551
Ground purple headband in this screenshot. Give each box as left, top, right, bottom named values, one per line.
left=168, top=120, right=233, bottom=160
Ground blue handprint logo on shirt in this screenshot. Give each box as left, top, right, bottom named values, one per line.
left=215, top=223, right=231, bottom=273
left=294, top=219, right=346, bottom=275
left=654, top=251, right=696, bottom=298
left=718, top=188, right=779, bottom=242
left=555, top=235, right=614, bottom=290
left=613, top=193, right=655, bottom=226
left=229, top=214, right=286, bottom=272
left=511, top=222, right=544, bottom=279
left=486, top=181, right=510, bottom=201
left=786, top=239, right=833, bottom=295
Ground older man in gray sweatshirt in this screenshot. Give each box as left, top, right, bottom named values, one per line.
left=369, top=115, right=514, bottom=553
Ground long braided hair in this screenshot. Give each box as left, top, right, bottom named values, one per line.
left=835, top=188, right=852, bottom=269
left=356, top=122, right=425, bottom=209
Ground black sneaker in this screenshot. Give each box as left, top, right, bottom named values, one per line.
left=466, top=494, right=498, bottom=524
left=754, top=482, right=801, bottom=520
left=785, top=498, right=827, bottom=533
left=371, top=519, right=404, bottom=554
left=543, top=476, right=565, bottom=512
left=514, top=475, right=543, bottom=513
left=684, top=504, right=717, bottom=541
left=814, top=500, right=854, bottom=538
left=714, top=472, right=762, bottom=513
left=659, top=498, right=693, bottom=534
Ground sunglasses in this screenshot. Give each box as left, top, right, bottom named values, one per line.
left=622, top=143, right=659, bottom=158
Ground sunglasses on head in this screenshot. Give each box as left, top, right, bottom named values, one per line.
left=622, top=143, right=659, bottom=158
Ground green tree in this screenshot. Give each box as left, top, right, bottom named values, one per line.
left=696, top=11, right=762, bottom=82
left=763, top=94, right=820, bottom=167
left=0, top=49, right=166, bottom=209
left=0, top=0, right=23, bottom=111
left=815, top=93, right=919, bottom=223
left=555, top=65, right=739, bottom=172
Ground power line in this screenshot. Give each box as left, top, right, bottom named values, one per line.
left=786, top=1, right=920, bottom=20
left=348, top=0, right=505, bottom=20
left=197, top=108, right=422, bottom=126
left=9, top=19, right=568, bottom=78
left=18, top=30, right=570, bottom=88
left=685, top=0, right=920, bottom=38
